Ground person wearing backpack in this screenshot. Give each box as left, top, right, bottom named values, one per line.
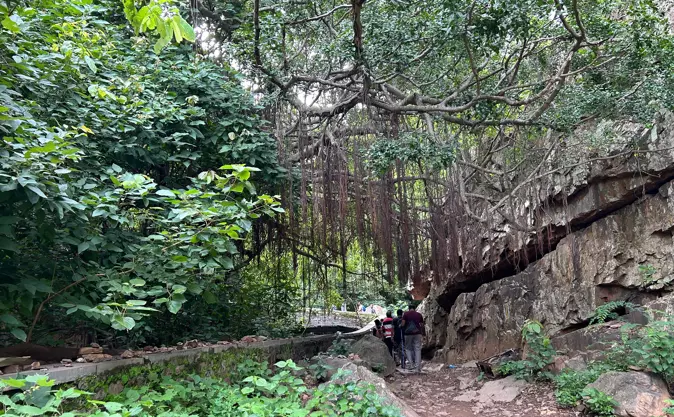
left=382, top=311, right=395, bottom=357
left=401, top=304, right=425, bottom=372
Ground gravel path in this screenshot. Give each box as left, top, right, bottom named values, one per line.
left=386, top=362, right=580, bottom=417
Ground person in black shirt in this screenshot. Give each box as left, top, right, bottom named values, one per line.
left=393, top=309, right=405, bottom=367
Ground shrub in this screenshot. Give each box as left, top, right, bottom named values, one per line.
left=554, top=364, right=613, bottom=408
left=581, top=387, right=618, bottom=416
left=328, top=338, right=352, bottom=356
left=496, top=320, right=556, bottom=381
left=630, top=319, right=674, bottom=380
left=0, top=360, right=402, bottom=417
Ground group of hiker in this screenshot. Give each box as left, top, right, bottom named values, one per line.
left=371, top=304, right=425, bottom=372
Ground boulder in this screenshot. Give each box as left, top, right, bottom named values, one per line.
left=310, top=356, right=366, bottom=381
left=587, top=371, right=670, bottom=417
left=454, top=375, right=527, bottom=403
left=442, top=179, right=674, bottom=362
left=349, top=335, right=396, bottom=376
left=421, top=112, right=674, bottom=353
left=324, top=361, right=420, bottom=417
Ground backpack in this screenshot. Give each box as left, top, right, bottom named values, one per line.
left=404, top=319, right=420, bottom=335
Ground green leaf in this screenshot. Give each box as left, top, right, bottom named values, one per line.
left=177, top=16, right=195, bottom=42
left=0, top=216, right=19, bottom=225
left=1, top=15, right=21, bottom=33
left=156, top=189, right=176, bottom=197
left=14, top=405, right=43, bottom=416
left=11, top=328, right=27, bottom=341
left=167, top=300, right=183, bottom=314
left=92, top=208, right=107, bottom=217
left=129, top=278, right=146, bottom=286
left=0, top=314, right=21, bottom=326
left=241, top=387, right=254, bottom=395
left=202, top=290, right=217, bottom=304
left=171, top=18, right=182, bottom=43
left=3, top=378, right=26, bottom=388
left=27, top=185, right=47, bottom=199
left=84, top=55, right=97, bottom=73
left=186, top=282, right=202, bottom=294
left=121, top=316, right=135, bottom=330
left=77, top=241, right=90, bottom=254
left=171, top=255, right=188, bottom=263
left=0, top=236, right=18, bottom=252
left=104, top=402, right=123, bottom=412
left=126, top=300, right=146, bottom=306
left=172, top=284, right=187, bottom=294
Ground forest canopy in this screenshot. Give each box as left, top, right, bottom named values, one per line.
left=1, top=0, right=673, bottom=346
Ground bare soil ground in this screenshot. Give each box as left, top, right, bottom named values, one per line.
left=386, top=362, right=581, bottom=417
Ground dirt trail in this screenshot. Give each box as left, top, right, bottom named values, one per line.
left=386, top=362, right=580, bottom=417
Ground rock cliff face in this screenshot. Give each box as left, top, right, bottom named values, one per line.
left=420, top=111, right=674, bottom=361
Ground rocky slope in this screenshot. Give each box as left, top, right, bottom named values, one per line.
left=419, top=111, right=674, bottom=361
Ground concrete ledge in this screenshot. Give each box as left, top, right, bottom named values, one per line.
left=0, top=326, right=372, bottom=390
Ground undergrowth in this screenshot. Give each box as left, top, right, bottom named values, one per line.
left=0, top=360, right=401, bottom=417
left=554, top=363, right=617, bottom=408
left=581, top=388, right=618, bottom=416
left=496, top=320, right=556, bottom=381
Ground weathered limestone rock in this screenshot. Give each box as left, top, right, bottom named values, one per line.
left=325, top=361, right=420, bottom=417
left=587, top=371, right=671, bottom=417
left=420, top=112, right=674, bottom=352
left=443, top=180, right=674, bottom=362
left=350, top=335, right=396, bottom=376
left=454, top=375, right=527, bottom=403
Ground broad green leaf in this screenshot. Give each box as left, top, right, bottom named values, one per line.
left=15, top=405, right=44, bottom=416
left=84, top=55, right=97, bottom=73
left=11, top=328, right=27, bottom=342
left=167, top=300, right=182, bottom=314
left=172, top=284, right=186, bottom=294
left=92, top=208, right=107, bottom=217
left=1, top=15, right=21, bottom=33
left=156, top=189, right=176, bottom=197
left=177, top=16, right=195, bottom=42
left=77, top=241, right=90, bottom=254
left=186, top=282, right=202, bottom=294
left=0, top=236, right=18, bottom=252
left=104, top=402, right=123, bottom=412
left=0, top=314, right=21, bottom=326
left=171, top=19, right=182, bottom=43
left=202, top=290, right=217, bottom=304
left=129, top=278, right=146, bottom=286
left=27, top=185, right=47, bottom=199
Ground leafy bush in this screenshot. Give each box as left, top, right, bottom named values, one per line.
left=309, top=359, right=334, bottom=382
left=328, top=338, right=352, bottom=356
left=554, top=364, right=613, bottom=408
left=497, top=320, right=556, bottom=381
left=630, top=319, right=674, bottom=379
left=581, top=387, right=618, bottom=416
left=0, top=360, right=401, bottom=417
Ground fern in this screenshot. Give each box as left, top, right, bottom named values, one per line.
left=590, top=301, right=636, bottom=325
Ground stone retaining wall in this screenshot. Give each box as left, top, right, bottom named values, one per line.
left=0, top=329, right=370, bottom=394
